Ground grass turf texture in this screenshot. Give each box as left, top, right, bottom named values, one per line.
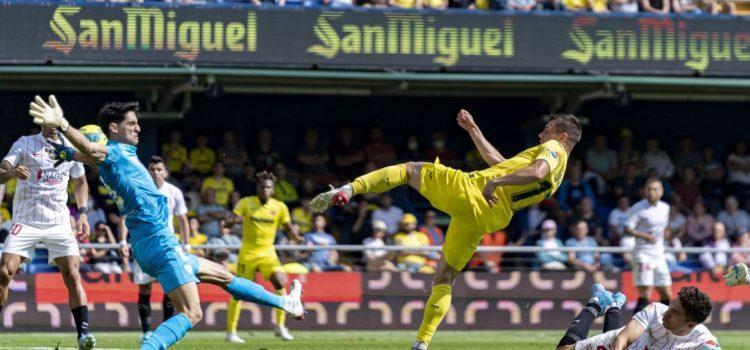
left=0, top=331, right=748, bottom=349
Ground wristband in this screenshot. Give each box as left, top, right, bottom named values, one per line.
left=59, top=118, right=70, bottom=132
left=78, top=207, right=88, bottom=214
left=118, top=240, right=128, bottom=246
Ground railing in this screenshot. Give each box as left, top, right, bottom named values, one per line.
left=34, top=243, right=750, bottom=254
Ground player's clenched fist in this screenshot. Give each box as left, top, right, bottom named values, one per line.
left=456, top=109, right=477, bottom=131
left=29, top=95, right=69, bottom=131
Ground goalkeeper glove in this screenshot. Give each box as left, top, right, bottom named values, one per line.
left=47, top=139, right=76, bottom=167
left=29, top=95, right=69, bottom=131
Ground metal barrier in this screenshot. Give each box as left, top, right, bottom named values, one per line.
left=28, top=243, right=750, bottom=254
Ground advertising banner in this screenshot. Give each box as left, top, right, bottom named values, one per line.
left=1, top=4, right=750, bottom=75
left=1, top=271, right=747, bottom=331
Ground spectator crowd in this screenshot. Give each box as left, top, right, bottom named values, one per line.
left=79, top=0, right=740, bottom=16
left=1, top=125, right=749, bottom=276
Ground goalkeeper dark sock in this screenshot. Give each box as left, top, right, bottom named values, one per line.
left=163, top=294, right=175, bottom=321
left=634, top=297, right=649, bottom=314
left=660, top=298, right=670, bottom=306
left=557, top=303, right=599, bottom=346
left=138, top=293, right=152, bottom=333
left=71, top=305, right=89, bottom=338
left=603, top=307, right=623, bottom=332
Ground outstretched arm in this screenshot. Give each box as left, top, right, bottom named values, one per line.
left=63, top=127, right=108, bottom=164
left=29, top=95, right=107, bottom=163
left=482, top=160, right=550, bottom=207
left=457, top=109, right=505, bottom=166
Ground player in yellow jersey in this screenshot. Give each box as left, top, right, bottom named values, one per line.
left=224, top=171, right=302, bottom=343
left=311, top=109, right=582, bottom=350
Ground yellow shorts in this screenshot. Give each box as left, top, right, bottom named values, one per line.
left=419, top=161, right=512, bottom=271
left=236, top=249, right=284, bottom=281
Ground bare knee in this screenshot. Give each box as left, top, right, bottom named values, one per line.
left=0, top=266, right=15, bottom=286
left=431, top=258, right=459, bottom=286
left=183, top=304, right=203, bottom=325
left=61, top=268, right=82, bottom=290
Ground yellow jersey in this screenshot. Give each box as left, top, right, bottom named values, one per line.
left=476, top=140, right=568, bottom=212
left=233, top=196, right=290, bottom=251
left=201, top=176, right=235, bottom=207
left=291, top=206, right=312, bottom=234
left=161, top=143, right=188, bottom=174
left=394, top=231, right=430, bottom=265
left=189, top=147, right=216, bottom=174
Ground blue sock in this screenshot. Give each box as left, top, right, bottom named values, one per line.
left=227, top=276, right=284, bottom=309
left=140, top=313, right=192, bottom=350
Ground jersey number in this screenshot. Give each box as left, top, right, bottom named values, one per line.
left=10, top=224, right=22, bottom=236
left=511, top=181, right=552, bottom=203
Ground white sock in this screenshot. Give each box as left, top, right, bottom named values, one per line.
left=341, top=184, right=354, bottom=197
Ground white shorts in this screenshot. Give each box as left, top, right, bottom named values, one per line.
left=574, top=327, right=623, bottom=350
left=632, top=253, right=671, bottom=287
left=133, top=260, right=157, bottom=285
left=2, top=222, right=80, bottom=263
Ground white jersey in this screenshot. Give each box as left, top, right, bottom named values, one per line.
left=576, top=303, right=720, bottom=350
left=630, top=303, right=719, bottom=349
left=2, top=133, right=85, bottom=227
left=625, top=199, right=670, bottom=257
left=157, top=181, right=187, bottom=233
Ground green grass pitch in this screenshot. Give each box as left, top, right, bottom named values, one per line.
left=0, top=331, right=748, bottom=349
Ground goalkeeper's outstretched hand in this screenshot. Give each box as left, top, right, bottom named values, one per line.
left=724, top=263, right=750, bottom=287
left=29, top=95, right=69, bottom=131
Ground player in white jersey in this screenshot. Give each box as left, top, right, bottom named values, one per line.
left=623, top=178, right=673, bottom=313
left=0, top=126, right=96, bottom=350
left=557, top=285, right=719, bottom=350
left=117, top=156, right=190, bottom=343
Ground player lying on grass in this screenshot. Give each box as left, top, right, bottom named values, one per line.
left=30, top=95, right=305, bottom=350
left=311, top=109, right=581, bottom=350
left=557, top=284, right=719, bottom=350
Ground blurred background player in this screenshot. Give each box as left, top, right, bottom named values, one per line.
left=311, top=109, right=581, bottom=349
left=557, top=285, right=718, bottom=350
left=34, top=96, right=305, bottom=350
left=224, top=171, right=302, bottom=343
left=0, top=125, right=95, bottom=349
left=119, top=155, right=191, bottom=343
left=623, top=178, right=672, bottom=313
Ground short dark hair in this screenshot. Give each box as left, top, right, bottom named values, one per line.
left=97, top=101, right=139, bottom=136
left=645, top=177, right=662, bottom=187
left=678, top=286, right=712, bottom=323
left=256, top=170, right=277, bottom=183
left=550, top=114, right=582, bottom=146
left=148, top=155, right=165, bottom=166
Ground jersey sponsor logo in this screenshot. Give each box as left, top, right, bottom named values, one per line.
left=36, top=169, right=64, bottom=185
left=250, top=216, right=275, bottom=224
